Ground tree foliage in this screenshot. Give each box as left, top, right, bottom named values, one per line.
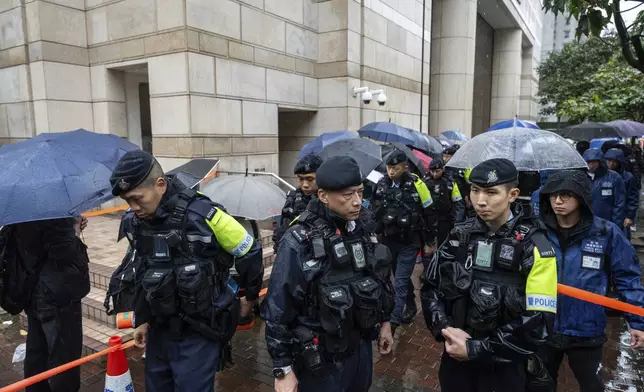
left=542, top=0, right=644, bottom=73
left=558, top=55, right=644, bottom=122
left=537, top=37, right=614, bottom=117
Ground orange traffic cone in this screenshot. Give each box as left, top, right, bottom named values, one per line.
left=104, top=336, right=135, bottom=392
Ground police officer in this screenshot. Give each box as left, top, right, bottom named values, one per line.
left=583, top=148, right=626, bottom=228
left=261, top=156, right=395, bottom=392
left=605, top=148, right=639, bottom=238
left=443, top=146, right=474, bottom=217
left=372, top=149, right=434, bottom=329
left=110, top=151, right=264, bottom=392
left=272, top=154, right=323, bottom=252
left=421, top=158, right=558, bottom=392
left=424, top=158, right=465, bottom=247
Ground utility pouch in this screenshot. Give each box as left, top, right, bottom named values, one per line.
left=318, top=285, right=354, bottom=354
left=142, top=269, right=177, bottom=316
left=176, top=262, right=213, bottom=316
left=467, top=280, right=501, bottom=332
left=350, top=277, right=381, bottom=331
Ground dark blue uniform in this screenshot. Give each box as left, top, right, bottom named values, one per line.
left=583, top=148, right=626, bottom=227
left=605, top=148, right=639, bottom=238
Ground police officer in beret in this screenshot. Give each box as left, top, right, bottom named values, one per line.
left=443, top=146, right=474, bottom=217
left=261, top=156, right=395, bottom=392
left=371, top=149, right=434, bottom=330
left=424, top=158, right=465, bottom=248
left=272, top=154, right=323, bottom=253
left=110, top=150, right=264, bottom=392
left=421, top=158, right=558, bottom=391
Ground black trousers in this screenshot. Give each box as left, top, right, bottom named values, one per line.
left=24, top=301, right=83, bottom=392
left=539, top=343, right=604, bottom=392
left=439, top=352, right=526, bottom=392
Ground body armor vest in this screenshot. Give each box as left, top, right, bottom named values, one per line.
left=426, top=177, right=453, bottom=217
left=375, top=178, right=422, bottom=235
left=296, top=211, right=394, bottom=357
left=133, top=188, right=233, bottom=323
left=447, top=220, right=539, bottom=336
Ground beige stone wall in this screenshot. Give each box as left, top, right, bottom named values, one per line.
left=472, top=15, right=494, bottom=136
left=490, top=29, right=523, bottom=126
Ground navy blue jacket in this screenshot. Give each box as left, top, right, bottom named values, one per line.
left=583, top=148, right=626, bottom=227
left=605, top=148, right=639, bottom=221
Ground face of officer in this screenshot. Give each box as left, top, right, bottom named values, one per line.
left=318, top=185, right=364, bottom=221
left=470, top=183, right=519, bottom=224
left=430, top=167, right=444, bottom=180
left=387, top=162, right=408, bottom=182
left=121, top=164, right=167, bottom=220
left=297, top=173, right=318, bottom=196
left=443, top=154, right=452, bottom=163
left=587, top=160, right=601, bottom=173
left=548, top=191, right=580, bottom=217
left=606, top=159, right=620, bottom=171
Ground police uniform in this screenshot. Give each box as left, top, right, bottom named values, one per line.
left=272, top=154, right=323, bottom=253
left=425, top=158, right=465, bottom=247
left=110, top=151, right=264, bottom=392
left=371, top=150, right=434, bottom=326
left=420, top=158, right=558, bottom=392
left=261, top=156, right=394, bottom=392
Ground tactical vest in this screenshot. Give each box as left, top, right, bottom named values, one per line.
left=426, top=177, right=453, bottom=216
left=375, top=174, right=430, bottom=235
left=447, top=219, right=548, bottom=335
left=131, top=188, right=234, bottom=324
left=295, top=211, right=394, bottom=357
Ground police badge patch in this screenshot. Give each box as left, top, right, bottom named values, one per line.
left=118, top=178, right=130, bottom=190
left=351, top=243, right=366, bottom=269
left=487, top=170, right=498, bottom=184
left=499, top=244, right=514, bottom=261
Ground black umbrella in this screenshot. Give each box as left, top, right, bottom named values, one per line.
left=381, top=143, right=427, bottom=177
left=319, top=138, right=382, bottom=177
left=167, top=158, right=219, bottom=189
left=561, top=122, right=624, bottom=141
left=406, top=129, right=444, bottom=154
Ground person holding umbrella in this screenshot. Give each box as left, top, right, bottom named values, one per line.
left=372, top=149, right=434, bottom=330
left=110, top=151, right=263, bottom=392
left=582, top=148, right=626, bottom=229
left=272, top=154, right=323, bottom=253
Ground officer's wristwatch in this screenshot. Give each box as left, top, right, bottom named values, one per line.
left=273, top=365, right=292, bottom=379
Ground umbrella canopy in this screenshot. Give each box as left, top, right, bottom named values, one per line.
left=200, top=175, right=286, bottom=220
left=441, top=130, right=469, bottom=141
left=412, top=149, right=432, bottom=172
left=604, top=120, right=644, bottom=138
left=561, top=122, right=625, bottom=140
left=407, top=130, right=444, bottom=154
left=381, top=142, right=427, bottom=177
left=0, top=129, right=140, bottom=225
left=298, top=130, right=359, bottom=159
left=358, top=122, right=415, bottom=145
left=319, top=138, right=382, bottom=177
left=446, top=127, right=588, bottom=172
left=167, top=158, right=219, bottom=189
left=488, top=119, right=540, bottom=131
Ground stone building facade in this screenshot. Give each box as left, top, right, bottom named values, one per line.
left=0, top=0, right=542, bottom=184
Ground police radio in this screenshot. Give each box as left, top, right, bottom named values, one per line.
left=329, top=235, right=351, bottom=266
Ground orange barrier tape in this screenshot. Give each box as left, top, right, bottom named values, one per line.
left=0, top=340, right=135, bottom=392
left=558, top=283, right=644, bottom=316
left=82, top=204, right=128, bottom=217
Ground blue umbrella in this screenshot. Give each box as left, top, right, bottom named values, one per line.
left=406, top=129, right=444, bottom=154
left=0, top=129, right=140, bottom=225
left=298, top=130, right=359, bottom=159
left=441, top=130, right=469, bottom=141
left=488, top=119, right=540, bottom=131
left=358, top=122, right=415, bottom=145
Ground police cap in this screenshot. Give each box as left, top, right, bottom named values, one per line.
left=316, top=156, right=363, bottom=191
left=294, top=154, right=323, bottom=175
left=429, top=158, right=445, bottom=170
left=443, top=146, right=457, bottom=156
left=469, top=158, right=518, bottom=188
left=110, top=150, right=156, bottom=196
left=386, top=149, right=408, bottom=165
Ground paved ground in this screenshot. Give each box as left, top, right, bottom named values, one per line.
left=0, top=215, right=643, bottom=391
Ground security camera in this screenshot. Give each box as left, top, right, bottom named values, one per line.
left=362, top=91, right=373, bottom=104
left=377, top=93, right=387, bottom=106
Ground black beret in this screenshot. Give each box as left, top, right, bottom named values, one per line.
left=386, top=149, right=408, bottom=165
left=443, top=146, right=457, bottom=155
left=469, top=158, right=518, bottom=188
left=110, top=150, right=156, bottom=196
left=429, top=158, right=445, bottom=170
left=294, top=154, right=323, bottom=174
left=316, top=156, right=363, bottom=191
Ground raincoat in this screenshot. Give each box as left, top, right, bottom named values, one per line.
left=539, top=170, right=644, bottom=337
left=582, top=148, right=626, bottom=227
left=604, top=148, right=638, bottom=222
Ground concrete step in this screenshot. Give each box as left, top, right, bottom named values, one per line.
left=82, top=286, right=113, bottom=327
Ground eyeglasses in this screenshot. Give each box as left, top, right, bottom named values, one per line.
left=549, top=192, right=573, bottom=202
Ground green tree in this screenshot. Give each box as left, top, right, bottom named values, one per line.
left=558, top=55, right=644, bottom=122
left=537, top=37, right=614, bottom=117
left=542, top=0, right=644, bottom=73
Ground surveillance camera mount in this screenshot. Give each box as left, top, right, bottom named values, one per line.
left=352, top=86, right=369, bottom=97
left=370, top=89, right=385, bottom=96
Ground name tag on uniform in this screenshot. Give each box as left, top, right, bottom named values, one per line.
left=601, top=189, right=612, bottom=196
left=582, top=255, right=601, bottom=270
left=474, top=241, right=494, bottom=270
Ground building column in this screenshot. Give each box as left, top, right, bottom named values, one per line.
left=429, top=0, right=477, bottom=137
left=518, top=45, right=539, bottom=122
left=490, top=28, right=522, bottom=126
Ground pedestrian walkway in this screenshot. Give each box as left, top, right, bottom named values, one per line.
left=0, top=215, right=642, bottom=391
